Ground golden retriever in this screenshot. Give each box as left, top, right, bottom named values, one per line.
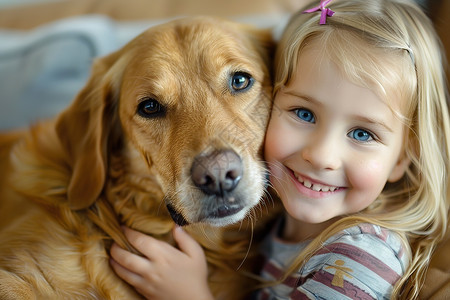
left=0, top=17, right=276, bottom=299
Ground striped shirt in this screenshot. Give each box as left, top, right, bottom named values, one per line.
left=255, top=222, right=409, bottom=300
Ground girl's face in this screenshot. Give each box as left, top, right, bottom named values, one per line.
left=265, top=46, right=410, bottom=237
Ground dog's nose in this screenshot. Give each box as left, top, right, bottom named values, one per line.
left=191, top=149, right=243, bottom=196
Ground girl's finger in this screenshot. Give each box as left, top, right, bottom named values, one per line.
left=110, top=243, right=151, bottom=275
left=173, top=226, right=204, bottom=258
left=110, top=257, right=144, bottom=288
left=122, top=227, right=163, bottom=259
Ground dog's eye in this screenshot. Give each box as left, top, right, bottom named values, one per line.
left=230, top=72, right=253, bottom=92
left=137, top=98, right=165, bottom=118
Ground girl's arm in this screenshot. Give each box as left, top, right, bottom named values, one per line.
left=110, top=226, right=214, bottom=300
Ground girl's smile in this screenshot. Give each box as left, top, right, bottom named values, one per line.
left=288, top=168, right=344, bottom=197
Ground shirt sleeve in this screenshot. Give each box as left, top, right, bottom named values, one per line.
left=291, top=225, right=407, bottom=300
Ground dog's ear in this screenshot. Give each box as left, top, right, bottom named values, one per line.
left=55, top=52, right=122, bottom=210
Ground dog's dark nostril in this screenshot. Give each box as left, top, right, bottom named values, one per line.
left=191, top=149, right=243, bottom=196
left=223, top=170, right=241, bottom=190
left=202, top=175, right=214, bottom=186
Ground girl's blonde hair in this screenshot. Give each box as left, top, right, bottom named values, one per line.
left=274, top=0, right=450, bottom=298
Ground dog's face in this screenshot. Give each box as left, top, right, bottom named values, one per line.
left=56, top=17, right=273, bottom=226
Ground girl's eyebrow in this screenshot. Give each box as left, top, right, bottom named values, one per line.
left=283, top=90, right=323, bottom=106
left=352, top=115, right=394, bottom=133
left=283, top=90, right=394, bottom=133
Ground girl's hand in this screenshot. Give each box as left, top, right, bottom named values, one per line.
left=110, top=226, right=214, bottom=300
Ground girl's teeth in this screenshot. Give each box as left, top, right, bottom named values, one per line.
left=294, top=172, right=337, bottom=192
left=303, top=179, right=312, bottom=188
left=312, top=184, right=321, bottom=192
left=321, top=186, right=330, bottom=192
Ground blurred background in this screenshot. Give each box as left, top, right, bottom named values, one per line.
left=0, top=0, right=448, bottom=130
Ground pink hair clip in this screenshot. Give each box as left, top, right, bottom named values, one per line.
left=303, top=0, right=335, bottom=25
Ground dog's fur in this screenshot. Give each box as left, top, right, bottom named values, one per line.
left=0, top=17, right=277, bottom=299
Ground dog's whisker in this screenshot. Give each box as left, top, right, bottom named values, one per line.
left=236, top=219, right=254, bottom=271
left=264, top=161, right=294, bottom=199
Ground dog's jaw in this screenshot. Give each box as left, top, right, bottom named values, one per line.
left=203, top=205, right=249, bottom=226
left=166, top=195, right=251, bottom=227
left=166, top=201, right=247, bottom=227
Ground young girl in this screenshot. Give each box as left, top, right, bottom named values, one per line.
left=110, top=0, right=450, bottom=299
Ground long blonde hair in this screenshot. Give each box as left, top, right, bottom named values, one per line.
left=273, top=0, right=450, bottom=298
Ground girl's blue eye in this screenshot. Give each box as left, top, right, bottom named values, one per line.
left=349, top=129, right=372, bottom=142
left=295, top=108, right=315, bottom=123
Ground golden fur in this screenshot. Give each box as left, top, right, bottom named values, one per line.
left=0, top=17, right=278, bottom=299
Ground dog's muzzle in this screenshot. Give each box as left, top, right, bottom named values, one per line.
left=166, top=149, right=248, bottom=226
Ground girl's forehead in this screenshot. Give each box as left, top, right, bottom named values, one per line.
left=293, top=38, right=410, bottom=119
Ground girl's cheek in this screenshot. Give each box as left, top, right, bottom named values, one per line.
left=265, top=121, right=303, bottom=159
left=350, top=159, right=386, bottom=192
left=264, top=124, right=285, bottom=158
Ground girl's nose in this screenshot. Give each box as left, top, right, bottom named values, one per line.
left=301, top=134, right=341, bottom=170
